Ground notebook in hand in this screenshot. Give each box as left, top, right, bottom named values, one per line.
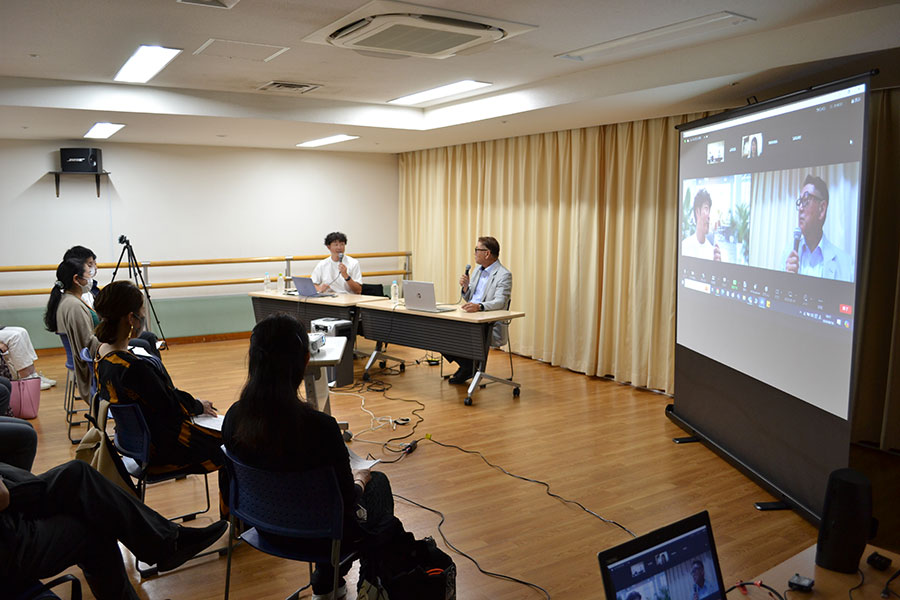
left=293, top=276, right=336, bottom=298
left=597, top=511, right=726, bottom=600
left=403, top=281, right=455, bottom=313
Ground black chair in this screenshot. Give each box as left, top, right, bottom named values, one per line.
left=107, top=402, right=214, bottom=576
left=223, top=447, right=357, bottom=600
left=6, top=574, right=82, bottom=600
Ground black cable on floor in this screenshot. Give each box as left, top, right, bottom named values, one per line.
left=394, top=493, right=551, bottom=599
left=426, top=436, right=637, bottom=538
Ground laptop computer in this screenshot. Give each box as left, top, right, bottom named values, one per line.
left=292, top=276, right=336, bottom=298
left=403, top=281, right=455, bottom=313
left=598, top=511, right=726, bottom=600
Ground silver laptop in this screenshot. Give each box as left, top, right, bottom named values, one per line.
left=292, top=276, right=336, bottom=298
left=403, top=281, right=455, bottom=313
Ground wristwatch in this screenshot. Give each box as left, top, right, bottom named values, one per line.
left=479, top=303, right=484, bottom=311
left=344, top=276, right=351, bottom=281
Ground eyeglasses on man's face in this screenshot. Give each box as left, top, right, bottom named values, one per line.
left=474, top=247, right=489, bottom=254
left=796, top=191, right=824, bottom=210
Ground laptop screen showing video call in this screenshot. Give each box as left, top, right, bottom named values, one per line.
left=599, top=513, right=725, bottom=600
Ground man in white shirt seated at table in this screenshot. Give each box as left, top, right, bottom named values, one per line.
left=312, top=232, right=362, bottom=295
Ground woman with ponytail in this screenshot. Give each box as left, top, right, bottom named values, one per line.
left=94, top=281, right=225, bottom=495
left=44, top=257, right=100, bottom=399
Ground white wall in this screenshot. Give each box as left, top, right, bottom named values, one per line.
left=0, top=139, right=399, bottom=309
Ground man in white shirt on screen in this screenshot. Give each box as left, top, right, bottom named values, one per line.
left=784, top=175, right=853, bottom=282
left=311, top=231, right=362, bottom=294
left=682, top=189, right=721, bottom=262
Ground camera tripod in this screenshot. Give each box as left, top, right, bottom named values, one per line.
left=110, top=235, right=167, bottom=350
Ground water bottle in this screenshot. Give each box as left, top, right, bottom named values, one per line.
left=391, top=280, right=399, bottom=304
left=264, top=272, right=271, bottom=292
left=277, top=272, right=285, bottom=294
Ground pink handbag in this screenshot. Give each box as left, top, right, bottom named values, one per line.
left=10, top=377, right=41, bottom=419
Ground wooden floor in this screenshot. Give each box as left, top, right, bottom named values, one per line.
left=28, top=338, right=817, bottom=599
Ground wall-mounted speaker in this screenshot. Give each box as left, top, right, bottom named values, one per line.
left=815, top=468, right=873, bottom=573
left=60, top=148, right=103, bottom=173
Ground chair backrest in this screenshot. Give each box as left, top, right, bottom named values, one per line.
left=107, top=403, right=151, bottom=466
left=77, top=347, right=96, bottom=397
left=223, top=447, right=345, bottom=540
left=57, top=334, right=74, bottom=370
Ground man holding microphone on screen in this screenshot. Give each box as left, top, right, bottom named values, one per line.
left=446, top=236, right=512, bottom=385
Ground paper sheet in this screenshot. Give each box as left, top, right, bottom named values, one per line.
left=346, top=444, right=380, bottom=470
left=192, top=414, right=225, bottom=431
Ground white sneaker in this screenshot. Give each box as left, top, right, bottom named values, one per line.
left=23, top=373, right=51, bottom=391
left=39, top=372, right=57, bottom=387
left=311, top=584, right=347, bottom=600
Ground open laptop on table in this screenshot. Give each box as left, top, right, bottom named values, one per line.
left=598, top=511, right=726, bottom=600
left=292, top=276, right=336, bottom=298
left=403, top=281, right=455, bottom=313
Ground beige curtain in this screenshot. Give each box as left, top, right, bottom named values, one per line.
left=399, top=113, right=709, bottom=393
left=853, top=87, right=900, bottom=451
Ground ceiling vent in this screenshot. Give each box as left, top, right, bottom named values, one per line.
left=257, top=81, right=321, bottom=94
left=303, top=0, right=535, bottom=59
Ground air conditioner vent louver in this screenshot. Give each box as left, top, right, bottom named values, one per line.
left=303, top=1, right=536, bottom=60
left=257, top=81, right=321, bottom=94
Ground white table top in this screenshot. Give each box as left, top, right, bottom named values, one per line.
left=249, top=290, right=385, bottom=307
left=307, top=335, right=347, bottom=367
left=359, top=298, right=525, bottom=323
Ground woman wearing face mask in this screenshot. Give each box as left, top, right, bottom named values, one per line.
left=94, top=281, right=226, bottom=503
left=44, top=257, right=100, bottom=400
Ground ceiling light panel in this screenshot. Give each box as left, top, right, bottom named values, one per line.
left=296, top=134, right=359, bottom=148
left=84, top=122, right=125, bottom=139
left=114, top=45, right=182, bottom=83
left=389, top=80, right=492, bottom=106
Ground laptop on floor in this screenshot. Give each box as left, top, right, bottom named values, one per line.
left=403, top=281, right=455, bottom=313
left=598, top=511, right=726, bottom=600
left=292, top=276, right=336, bottom=298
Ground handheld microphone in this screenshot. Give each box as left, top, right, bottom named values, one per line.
left=793, top=228, right=802, bottom=253
left=465, top=264, right=471, bottom=277
left=338, top=252, right=344, bottom=263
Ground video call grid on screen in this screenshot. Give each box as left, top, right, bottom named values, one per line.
left=676, top=81, right=867, bottom=420
left=605, top=525, right=723, bottom=600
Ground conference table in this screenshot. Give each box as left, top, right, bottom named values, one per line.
left=248, top=290, right=385, bottom=385
left=726, top=544, right=899, bottom=599
left=358, top=298, right=526, bottom=405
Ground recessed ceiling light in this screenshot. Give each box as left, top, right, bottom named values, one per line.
left=296, top=134, right=359, bottom=148
left=114, top=45, right=182, bottom=83
left=388, top=80, right=492, bottom=106
left=557, top=11, right=754, bottom=61
left=84, top=122, right=125, bottom=139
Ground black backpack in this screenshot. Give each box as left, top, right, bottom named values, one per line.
left=359, top=533, right=456, bottom=600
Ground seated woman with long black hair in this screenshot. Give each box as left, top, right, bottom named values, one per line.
left=223, top=313, right=399, bottom=600
left=44, top=257, right=100, bottom=400
left=93, top=281, right=225, bottom=496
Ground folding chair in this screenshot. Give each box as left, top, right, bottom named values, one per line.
left=107, top=402, right=214, bottom=577
left=57, top=334, right=87, bottom=444
left=223, top=448, right=358, bottom=600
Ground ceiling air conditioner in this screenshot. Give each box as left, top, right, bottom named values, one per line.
left=328, top=14, right=505, bottom=59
